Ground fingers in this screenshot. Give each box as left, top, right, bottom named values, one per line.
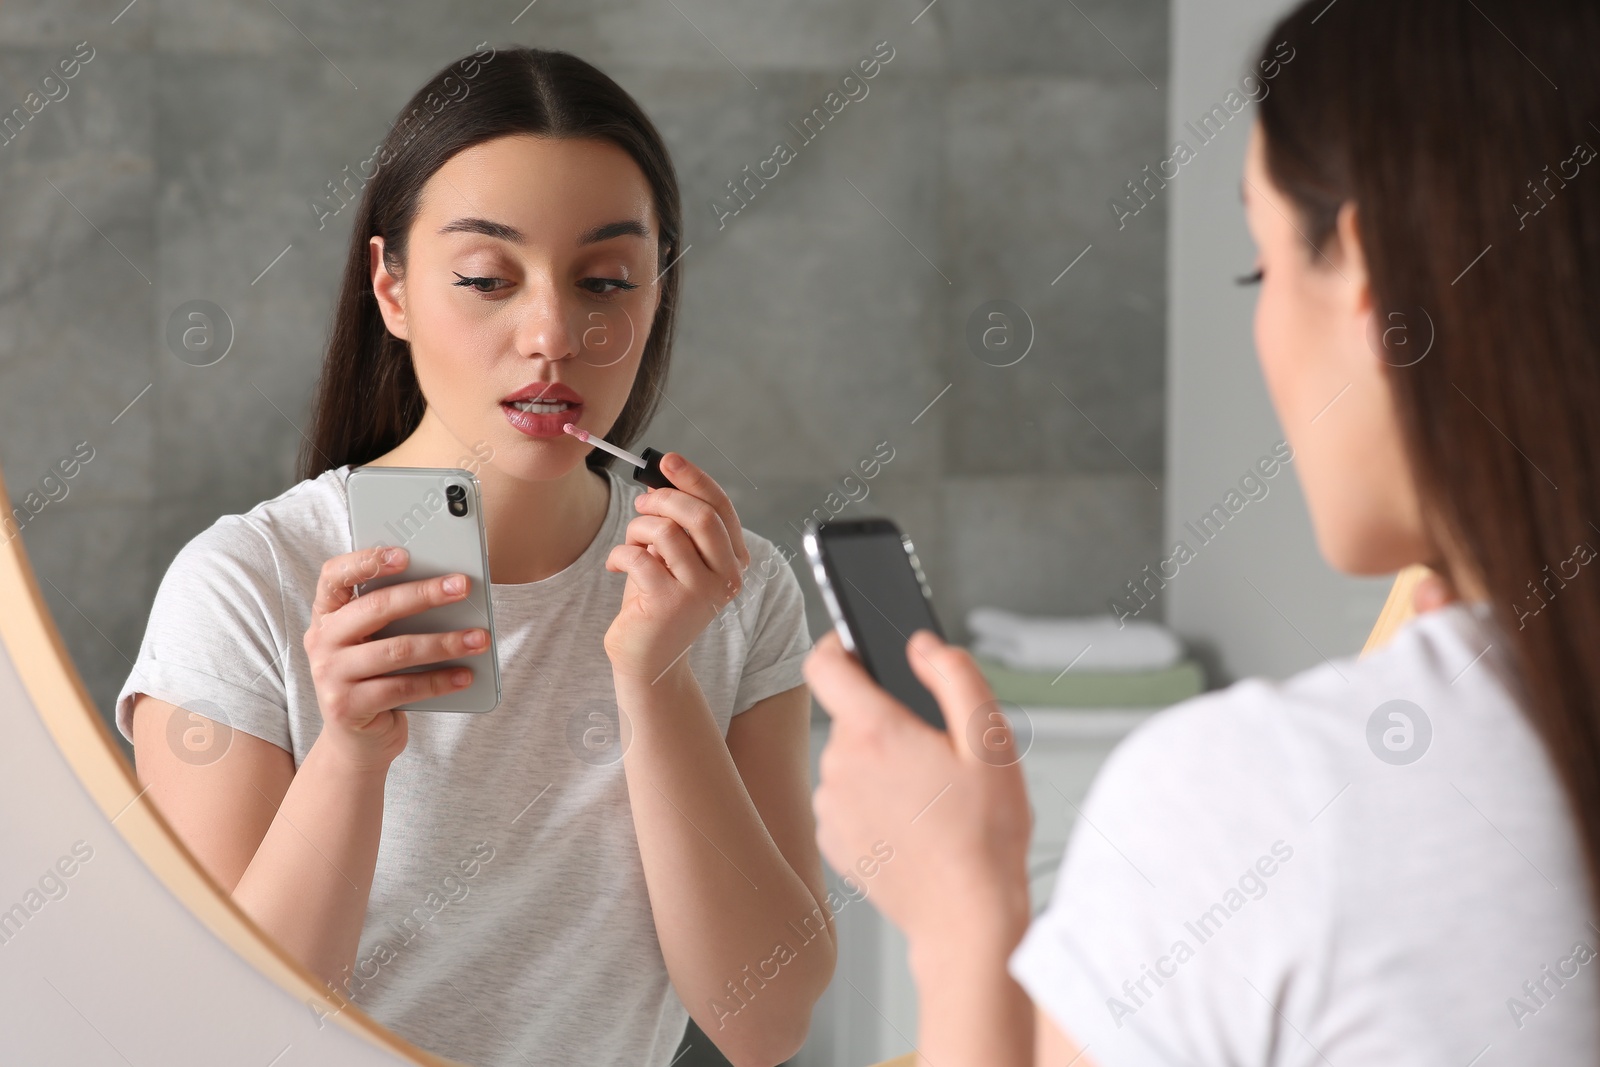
left=313, top=545, right=405, bottom=619
left=307, top=607, right=486, bottom=719
left=345, top=664, right=475, bottom=719
left=623, top=513, right=737, bottom=611
left=342, top=626, right=490, bottom=684
left=646, top=454, right=750, bottom=570
left=903, top=630, right=1006, bottom=763
left=803, top=630, right=931, bottom=741
left=315, top=569, right=475, bottom=648
left=605, top=542, right=679, bottom=599
left=631, top=487, right=742, bottom=584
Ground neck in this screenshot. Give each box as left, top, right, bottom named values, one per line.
left=367, top=408, right=611, bottom=585
left=1426, top=512, right=1492, bottom=604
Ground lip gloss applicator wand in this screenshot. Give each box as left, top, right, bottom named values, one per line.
left=562, top=423, right=678, bottom=490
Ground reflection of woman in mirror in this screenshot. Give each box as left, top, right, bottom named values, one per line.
left=116, top=46, right=833, bottom=1067
left=808, top=0, right=1600, bottom=1063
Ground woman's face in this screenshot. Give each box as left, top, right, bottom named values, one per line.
left=1242, top=121, right=1431, bottom=575
left=371, top=133, right=663, bottom=481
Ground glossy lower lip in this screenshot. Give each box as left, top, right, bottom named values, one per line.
left=502, top=401, right=582, bottom=439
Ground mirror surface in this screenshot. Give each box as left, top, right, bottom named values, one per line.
left=2, top=4, right=1171, bottom=1064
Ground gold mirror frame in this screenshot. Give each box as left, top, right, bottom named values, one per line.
left=0, top=455, right=1425, bottom=1067
left=0, top=462, right=460, bottom=1065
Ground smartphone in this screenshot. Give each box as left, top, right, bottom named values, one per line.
left=803, top=517, right=947, bottom=730
left=345, top=465, right=501, bottom=713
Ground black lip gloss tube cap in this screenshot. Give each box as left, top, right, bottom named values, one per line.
left=633, top=447, right=677, bottom=490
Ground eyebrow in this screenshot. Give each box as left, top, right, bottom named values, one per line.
left=435, top=216, right=651, bottom=246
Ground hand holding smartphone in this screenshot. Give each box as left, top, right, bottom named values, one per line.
left=344, top=466, right=502, bottom=713
left=803, top=517, right=947, bottom=730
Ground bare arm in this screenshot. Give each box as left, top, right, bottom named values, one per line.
left=1034, top=1004, right=1095, bottom=1067
left=599, top=451, right=837, bottom=1065
left=805, top=627, right=1103, bottom=1067
left=615, top=673, right=834, bottom=1067
left=906, top=902, right=1034, bottom=1065
left=908, top=940, right=1100, bottom=1067
left=131, top=695, right=391, bottom=991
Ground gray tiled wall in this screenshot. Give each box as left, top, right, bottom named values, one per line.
left=0, top=1, right=1169, bottom=754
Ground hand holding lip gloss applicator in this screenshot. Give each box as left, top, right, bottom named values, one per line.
left=562, top=423, right=678, bottom=490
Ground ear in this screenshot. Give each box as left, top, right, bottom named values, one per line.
left=370, top=236, right=410, bottom=342
left=1332, top=201, right=1373, bottom=320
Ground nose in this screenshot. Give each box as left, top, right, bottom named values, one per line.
left=511, top=277, right=581, bottom=362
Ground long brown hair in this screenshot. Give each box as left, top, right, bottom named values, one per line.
left=296, top=45, right=683, bottom=482
left=1258, top=0, right=1600, bottom=917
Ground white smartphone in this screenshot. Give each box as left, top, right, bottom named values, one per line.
left=345, top=465, right=501, bottom=713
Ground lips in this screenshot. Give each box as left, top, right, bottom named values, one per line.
left=502, top=380, right=584, bottom=406
left=501, top=380, right=585, bottom=439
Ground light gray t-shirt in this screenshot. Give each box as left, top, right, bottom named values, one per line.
left=114, top=463, right=812, bottom=1067
left=1010, top=599, right=1599, bottom=1066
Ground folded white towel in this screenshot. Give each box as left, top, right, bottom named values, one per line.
left=966, top=607, right=1183, bottom=673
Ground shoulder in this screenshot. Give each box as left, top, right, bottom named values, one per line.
left=1088, top=602, right=1507, bottom=831
left=233, top=465, right=352, bottom=559
left=162, top=467, right=350, bottom=596
left=1020, top=603, right=1581, bottom=1061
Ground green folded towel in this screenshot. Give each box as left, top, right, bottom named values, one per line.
left=973, top=655, right=1206, bottom=708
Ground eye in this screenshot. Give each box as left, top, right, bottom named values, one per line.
left=1234, top=267, right=1264, bottom=286
left=579, top=277, right=640, bottom=297
left=451, top=271, right=505, bottom=294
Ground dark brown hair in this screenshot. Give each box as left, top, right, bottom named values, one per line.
left=296, top=45, right=682, bottom=482
left=1258, top=0, right=1600, bottom=917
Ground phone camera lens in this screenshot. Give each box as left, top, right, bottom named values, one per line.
left=446, top=484, right=466, bottom=501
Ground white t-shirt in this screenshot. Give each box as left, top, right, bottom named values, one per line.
left=114, top=463, right=812, bottom=1067
left=1011, top=599, right=1600, bottom=1066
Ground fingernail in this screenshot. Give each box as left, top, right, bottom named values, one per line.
left=383, top=547, right=404, bottom=564
left=444, top=575, right=465, bottom=594
left=452, top=670, right=472, bottom=686
left=464, top=629, right=487, bottom=648
left=665, top=453, right=684, bottom=472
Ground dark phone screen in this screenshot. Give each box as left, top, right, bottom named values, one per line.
left=822, top=528, right=947, bottom=730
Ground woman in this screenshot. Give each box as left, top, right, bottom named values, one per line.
left=116, top=46, right=832, bottom=1067
left=807, top=0, right=1600, bottom=1063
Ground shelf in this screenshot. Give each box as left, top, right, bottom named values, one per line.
left=1016, top=705, right=1163, bottom=742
